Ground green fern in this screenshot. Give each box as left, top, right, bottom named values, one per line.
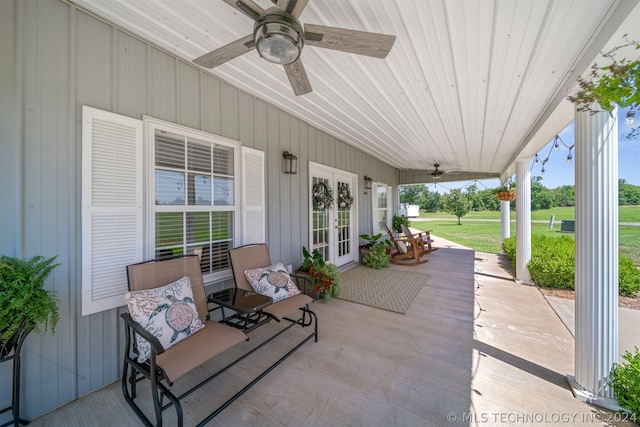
left=0, top=255, right=60, bottom=347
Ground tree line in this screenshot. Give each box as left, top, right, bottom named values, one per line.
left=400, top=178, right=640, bottom=214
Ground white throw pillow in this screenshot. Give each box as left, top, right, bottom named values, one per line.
left=125, top=276, right=205, bottom=363
left=397, top=240, right=408, bottom=254
left=244, top=263, right=301, bottom=303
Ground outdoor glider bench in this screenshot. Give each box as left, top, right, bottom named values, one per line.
left=120, top=247, right=317, bottom=426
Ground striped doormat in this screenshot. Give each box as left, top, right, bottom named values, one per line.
left=336, top=266, right=430, bottom=314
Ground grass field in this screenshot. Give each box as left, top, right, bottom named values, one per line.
left=420, top=206, right=640, bottom=222
left=412, top=206, right=640, bottom=264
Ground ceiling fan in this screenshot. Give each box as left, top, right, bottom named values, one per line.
left=193, top=0, right=396, bottom=96
left=431, top=164, right=444, bottom=179
left=429, top=164, right=463, bottom=179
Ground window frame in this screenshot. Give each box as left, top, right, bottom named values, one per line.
left=372, top=182, right=392, bottom=235
left=144, top=116, right=241, bottom=283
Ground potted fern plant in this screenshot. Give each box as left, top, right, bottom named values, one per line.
left=0, top=255, right=60, bottom=357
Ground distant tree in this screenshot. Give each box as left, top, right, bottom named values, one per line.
left=481, top=188, right=502, bottom=211
left=531, top=177, right=554, bottom=210
left=553, top=185, right=575, bottom=207
left=442, top=189, right=471, bottom=224
left=465, top=184, right=485, bottom=211
left=399, top=185, right=424, bottom=204
left=619, top=180, right=640, bottom=205
left=422, top=189, right=443, bottom=212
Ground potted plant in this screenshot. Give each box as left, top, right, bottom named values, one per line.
left=299, top=247, right=340, bottom=302
left=392, top=215, right=411, bottom=233
left=494, top=183, right=515, bottom=201
left=359, top=233, right=392, bottom=269
left=0, top=255, right=60, bottom=357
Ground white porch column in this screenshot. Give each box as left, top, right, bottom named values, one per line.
left=515, top=160, right=531, bottom=282
left=500, top=201, right=511, bottom=242
left=567, top=106, right=619, bottom=409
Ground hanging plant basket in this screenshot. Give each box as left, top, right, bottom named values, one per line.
left=496, top=191, right=515, bottom=201
left=312, top=182, right=334, bottom=211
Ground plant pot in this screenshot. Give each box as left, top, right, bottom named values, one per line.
left=496, top=191, right=515, bottom=201
left=359, top=246, right=370, bottom=263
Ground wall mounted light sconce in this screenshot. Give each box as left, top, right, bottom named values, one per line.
left=283, top=151, right=298, bottom=174
left=364, top=175, right=373, bottom=193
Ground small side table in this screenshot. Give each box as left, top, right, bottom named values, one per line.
left=207, top=287, right=273, bottom=333
left=0, top=327, right=33, bottom=427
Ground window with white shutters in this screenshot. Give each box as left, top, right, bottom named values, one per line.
left=146, top=118, right=241, bottom=283
left=82, top=109, right=264, bottom=315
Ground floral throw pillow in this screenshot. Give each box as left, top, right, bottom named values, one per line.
left=244, top=263, right=301, bottom=303
left=124, top=276, right=205, bottom=363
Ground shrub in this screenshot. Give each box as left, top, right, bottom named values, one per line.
left=609, top=347, right=640, bottom=420
left=502, top=236, right=516, bottom=262
left=527, top=235, right=575, bottom=289
left=501, top=235, right=640, bottom=296
left=619, top=257, right=640, bottom=297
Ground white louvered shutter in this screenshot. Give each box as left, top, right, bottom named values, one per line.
left=81, top=106, right=143, bottom=316
left=241, top=147, right=265, bottom=245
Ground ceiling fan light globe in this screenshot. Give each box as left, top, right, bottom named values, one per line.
left=257, top=32, right=300, bottom=64
left=254, top=10, right=303, bottom=65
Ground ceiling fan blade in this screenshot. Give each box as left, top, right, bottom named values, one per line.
left=193, top=34, right=255, bottom=69
left=284, top=59, right=312, bottom=96
left=304, top=23, right=396, bottom=59
left=289, top=0, right=309, bottom=18
left=221, top=0, right=264, bottom=20
left=274, top=0, right=308, bottom=17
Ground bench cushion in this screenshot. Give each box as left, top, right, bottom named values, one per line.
left=157, top=320, right=247, bottom=382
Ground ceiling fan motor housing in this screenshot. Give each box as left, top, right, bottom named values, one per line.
left=253, top=8, right=304, bottom=65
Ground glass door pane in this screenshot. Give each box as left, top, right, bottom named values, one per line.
left=312, top=176, right=330, bottom=261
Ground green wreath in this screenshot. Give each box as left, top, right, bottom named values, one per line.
left=337, top=183, right=354, bottom=210
left=312, top=182, right=333, bottom=211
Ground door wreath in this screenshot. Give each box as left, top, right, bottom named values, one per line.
left=337, top=183, right=353, bottom=210
left=312, top=182, right=334, bottom=211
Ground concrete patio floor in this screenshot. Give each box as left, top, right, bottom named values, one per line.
left=27, top=237, right=638, bottom=426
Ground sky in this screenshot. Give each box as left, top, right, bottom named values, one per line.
left=430, top=105, right=639, bottom=193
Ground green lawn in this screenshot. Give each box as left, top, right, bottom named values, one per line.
left=413, top=206, right=640, bottom=264
left=420, top=206, right=640, bottom=222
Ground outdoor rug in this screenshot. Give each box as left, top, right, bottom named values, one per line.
left=336, top=266, right=430, bottom=314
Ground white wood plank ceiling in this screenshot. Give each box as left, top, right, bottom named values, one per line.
left=68, top=0, right=640, bottom=182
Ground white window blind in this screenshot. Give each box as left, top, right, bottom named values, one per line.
left=147, top=118, right=239, bottom=282
left=241, top=147, right=265, bottom=245
left=81, top=106, right=143, bottom=316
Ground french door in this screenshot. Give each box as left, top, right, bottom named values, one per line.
left=309, top=164, right=357, bottom=267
